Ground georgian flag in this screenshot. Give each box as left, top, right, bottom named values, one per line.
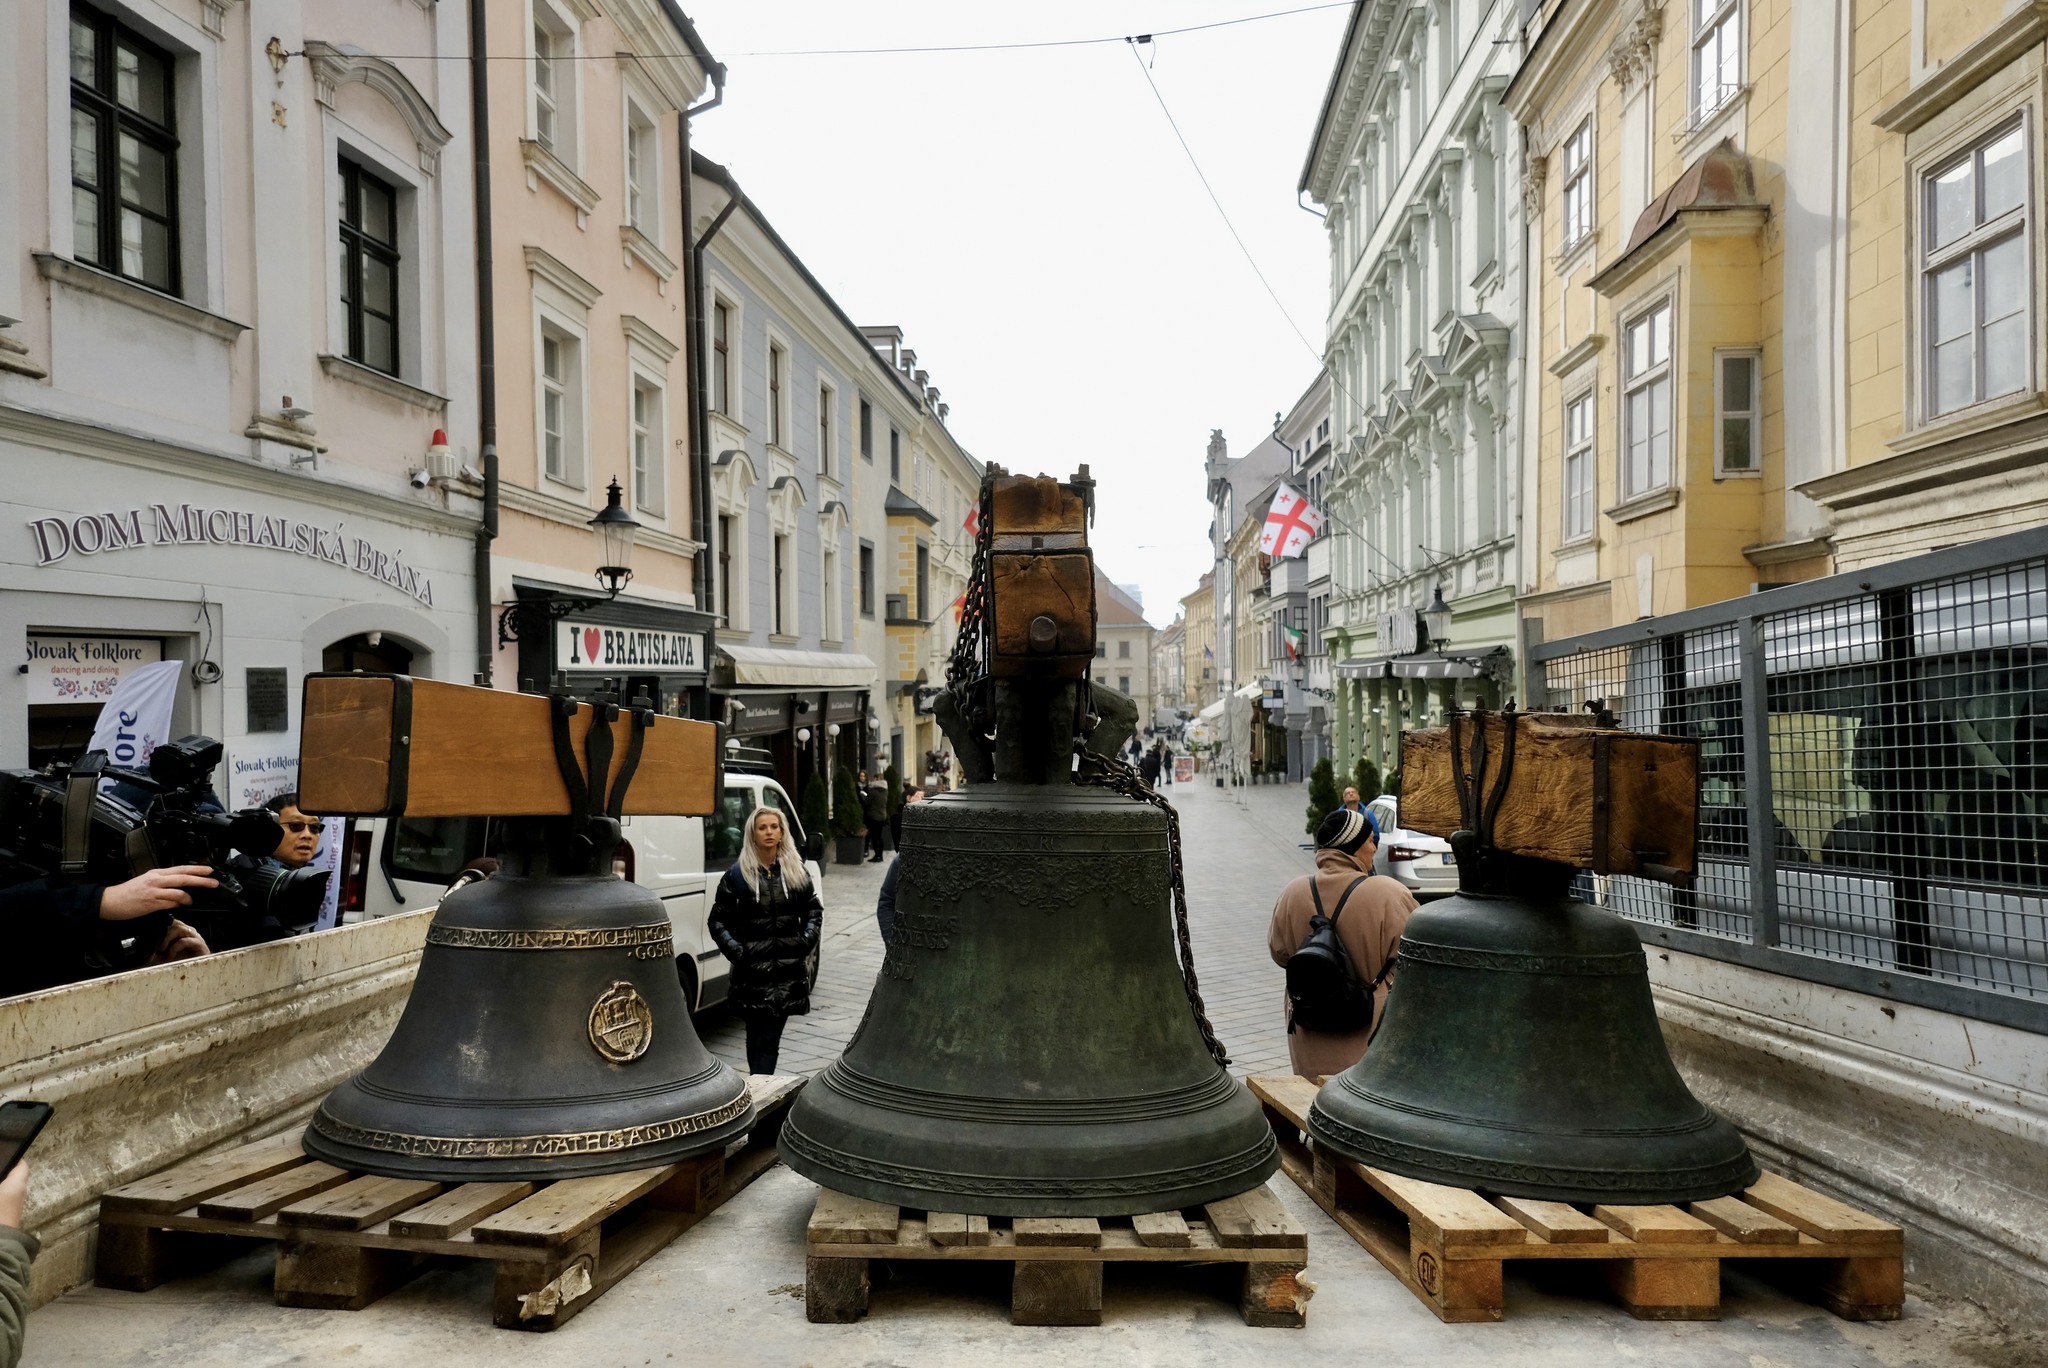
left=1259, top=483, right=1324, bottom=559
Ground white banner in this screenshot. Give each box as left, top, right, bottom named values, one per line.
left=228, top=741, right=300, bottom=811
left=85, top=659, right=183, bottom=782
left=556, top=620, right=704, bottom=673
left=25, top=634, right=161, bottom=705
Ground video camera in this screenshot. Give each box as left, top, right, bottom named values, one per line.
left=0, top=735, right=329, bottom=971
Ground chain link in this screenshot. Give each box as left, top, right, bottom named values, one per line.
left=946, top=479, right=994, bottom=693
left=1074, top=744, right=1231, bottom=1067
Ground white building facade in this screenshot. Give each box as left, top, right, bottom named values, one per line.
left=2, top=0, right=480, bottom=788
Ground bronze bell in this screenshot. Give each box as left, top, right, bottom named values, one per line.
left=779, top=467, right=1278, bottom=1215
left=1308, top=708, right=1758, bottom=1205
left=296, top=675, right=753, bottom=1181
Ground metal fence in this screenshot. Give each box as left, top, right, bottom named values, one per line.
left=1529, top=526, right=2048, bottom=1034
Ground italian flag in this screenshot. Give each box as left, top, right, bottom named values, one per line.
left=1281, top=624, right=1304, bottom=661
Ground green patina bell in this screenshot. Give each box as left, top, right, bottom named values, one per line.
left=780, top=466, right=1278, bottom=1215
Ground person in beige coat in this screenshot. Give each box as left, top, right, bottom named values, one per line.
left=1267, top=808, right=1419, bottom=1078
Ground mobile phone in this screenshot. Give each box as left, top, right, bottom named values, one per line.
left=0, top=1101, right=54, bottom=1181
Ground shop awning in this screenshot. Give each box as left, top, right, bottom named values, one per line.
left=714, top=645, right=878, bottom=690
left=1233, top=681, right=1265, bottom=699
left=1336, top=651, right=1494, bottom=680
left=1196, top=699, right=1227, bottom=721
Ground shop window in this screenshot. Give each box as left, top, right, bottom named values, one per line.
left=70, top=4, right=180, bottom=293
left=339, top=157, right=401, bottom=376
left=1922, top=121, right=2030, bottom=419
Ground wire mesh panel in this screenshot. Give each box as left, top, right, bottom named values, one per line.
left=1531, top=537, right=2048, bottom=1027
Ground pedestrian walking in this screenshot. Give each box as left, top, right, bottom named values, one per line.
left=1340, top=786, right=1365, bottom=812
left=1159, top=739, right=1175, bottom=786
left=1267, top=808, right=1417, bottom=1077
left=862, top=770, right=889, bottom=861
left=707, top=807, right=822, bottom=1076
left=1138, top=746, right=1162, bottom=787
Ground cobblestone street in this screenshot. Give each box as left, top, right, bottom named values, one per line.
left=700, top=773, right=1319, bottom=1080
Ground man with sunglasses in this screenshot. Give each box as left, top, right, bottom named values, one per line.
left=264, top=794, right=324, bottom=870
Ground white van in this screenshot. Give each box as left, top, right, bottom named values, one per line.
left=331, top=770, right=823, bottom=1013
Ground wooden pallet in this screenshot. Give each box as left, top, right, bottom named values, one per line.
left=803, top=1181, right=1312, bottom=1327
left=1249, top=1074, right=1904, bottom=1324
left=96, top=1074, right=804, bottom=1331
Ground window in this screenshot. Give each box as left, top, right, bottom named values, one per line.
left=539, top=324, right=582, bottom=485
left=1118, top=640, right=1131, bottom=659
left=822, top=543, right=841, bottom=641
left=1923, top=121, right=2030, bottom=419
left=818, top=382, right=834, bottom=475
left=631, top=377, right=663, bottom=514
left=338, top=158, right=400, bottom=375
left=711, top=301, right=730, bottom=414
left=767, top=341, right=786, bottom=448
left=915, top=542, right=929, bottom=620
left=70, top=6, right=179, bottom=292
left=1691, top=0, right=1742, bottom=122
left=773, top=534, right=790, bottom=635
left=624, top=102, right=655, bottom=232
left=716, top=514, right=733, bottom=619
left=1096, top=642, right=1107, bottom=658
left=859, top=398, right=873, bottom=460
left=1621, top=301, right=1674, bottom=498
left=1564, top=392, right=1595, bottom=539
left=1715, top=351, right=1760, bottom=475
left=1119, top=675, right=1131, bottom=694
left=533, top=23, right=560, bottom=151
left=889, top=427, right=901, bottom=484
left=1561, top=120, right=1593, bottom=250
left=858, top=540, right=875, bottom=616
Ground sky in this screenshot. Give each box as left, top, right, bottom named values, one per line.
left=683, top=1, right=1352, bottom=627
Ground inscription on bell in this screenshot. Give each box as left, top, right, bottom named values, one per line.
left=588, top=980, right=654, bottom=1063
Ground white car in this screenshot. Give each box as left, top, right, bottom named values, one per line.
left=1366, top=794, right=1459, bottom=900
left=331, top=770, right=822, bottom=1013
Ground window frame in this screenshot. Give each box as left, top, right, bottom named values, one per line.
left=710, top=296, right=732, bottom=416
left=858, top=539, right=876, bottom=617
left=1917, top=117, right=2034, bottom=423
left=766, top=337, right=788, bottom=450
left=622, top=94, right=658, bottom=236
left=1713, top=347, right=1762, bottom=478
left=339, top=156, right=402, bottom=377
left=69, top=3, right=182, bottom=294
left=530, top=2, right=579, bottom=165
left=1620, top=298, right=1676, bottom=501
left=1563, top=389, right=1596, bottom=540
left=858, top=396, right=873, bottom=460
left=817, top=378, right=835, bottom=477
left=536, top=316, right=585, bottom=489
left=1689, top=0, right=1744, bottom=125
left=889, top=426, right=901, bottom=484
left=772, top=532, right=791, bottom=636
left=630, top=371, right=664, bottom=516
left=1560, top=119, right=1593, bottom=252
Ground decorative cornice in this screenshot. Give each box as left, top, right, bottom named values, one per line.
left=619, top=314, right=680, bottom=365
left=317, top=353, right=447, bottom=411
left=303, top=41, right=452, bottom=175
left=523, top=245, right=602, bottom=310
left=1874, top=1, right=2048, bottom=134
left=521, top=139, right=602, bottom=226
left=1521, top=151, right=1548, bottom=219
left=1606, top=0, right=1666, bottom=95
left=199, top=0, right=244, bottom=39
left=620, top=225, right=677, bottom=284
left=34, top=253, right=247, bottom=342
left=1548, top=331, right=1606, bottom=378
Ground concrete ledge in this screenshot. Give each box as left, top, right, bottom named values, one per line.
left=1650, top=950, right=2048, bottom=1325
left=0, top=910, right=431, bottom=1307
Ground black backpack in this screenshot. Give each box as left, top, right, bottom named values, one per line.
left=1285, top=876, right=1394, bottom=1034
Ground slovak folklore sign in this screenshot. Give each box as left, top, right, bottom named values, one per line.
left=26, top=504, right=435, bottom=606
left=24, top=634, right=162, bottom=705
left=555, top=620, right=705, bottom=674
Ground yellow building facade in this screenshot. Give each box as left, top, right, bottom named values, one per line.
left=1180, top=573, right=1218, bottom=710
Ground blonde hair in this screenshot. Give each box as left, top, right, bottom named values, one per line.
left=737, top=805, right=810, bottom=895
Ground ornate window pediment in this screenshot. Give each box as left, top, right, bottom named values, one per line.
left=303, top=41, right=453, bottom=173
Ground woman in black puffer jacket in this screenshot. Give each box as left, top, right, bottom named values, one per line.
left=707, top=806, right=822, bottom=1075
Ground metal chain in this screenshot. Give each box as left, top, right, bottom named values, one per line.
left=1074, top=745, right=1231, bottom=1067
left=946, top=478, right=995, bottom=692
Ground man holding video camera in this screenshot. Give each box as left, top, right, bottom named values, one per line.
left=0, top=865, right=217, bottom=999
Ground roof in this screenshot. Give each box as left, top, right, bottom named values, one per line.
left=1095, top=569, right=1151, bottom=628
left=1299, top=1, right=1370, bottom=196
left=655, top=2, right=724, bottom=87
left=884, top=487, right=937, bottom=525
left=1591, top=140, right=1761, bottom=292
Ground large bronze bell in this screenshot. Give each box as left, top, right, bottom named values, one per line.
left=780, top=466, right=1278, bottom=1215
left=1308, top=708, right=1757, bottom=1205
left=780, top=782, right=1279, bottom=1215
left=297, top=676, right=753, bottom=1181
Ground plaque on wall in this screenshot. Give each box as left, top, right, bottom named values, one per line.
left=246, top=667, right=290, bottom=733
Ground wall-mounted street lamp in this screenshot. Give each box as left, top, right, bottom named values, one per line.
left=496, top=478, right=641, bottom=646
left=1421, top=584, right=1453, bottom=652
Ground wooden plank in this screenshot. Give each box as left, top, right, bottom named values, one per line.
left=1131, top=1211, right=1192, bottom=1248
left=1817, top=1255, right=1906, bottom=1321
left=926, top=1213, right=990, bottom=1247
left=1240, top=1261, right=1311, bottom=1328
left=198, top=1163, right=352, bottom=1221
left=274, top=1240, right=427, bottom=1311
left=389, top=1182, right=537, bottom=1240
left=1014, top=1217, right=1102, bottom=1249
left=1741, top=1173, right=1901, bottom=1246
left=278, top=1175, right=444, bottom=1231
left=1689, top=1196, right=1800, bottom=1245
left=473, top=1166, right=675, bottom=1248
left=1205, top=1188, right=1305, bottom=1250
left=301, top=675, right=718, bottom=819
left=492, top=1228, right=601, bottom=1330
left=1592, top=1204, right=1719, bottom=1244
left=99, top=1136, right=307, bottom=1216
left=1604, top=1257, right=1721, bottom=1321
left=1364, top=1167, right=1527, bottom=1246
left=1012, top=1261, right=1102, bottom=1326
left=806, top=1189, right=901, bottom=1247
left=1246, top=1073, right=1321, bottom=1129
left=1494, top=1196, right=1610, bottom=1244
left=805, top=1254, right=871, bottom=1323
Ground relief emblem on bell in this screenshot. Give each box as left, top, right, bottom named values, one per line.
left=588, top=981, right=654, bottom=1063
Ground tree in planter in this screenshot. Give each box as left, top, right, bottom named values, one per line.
left=883, top=765, right=904, bottom=815
left=1352, top=756, right=1383, bottom=802
left=801, top=774, right=831, bottom=863
left=1304, top=757, right=1339, bottom=835
left=831, top=765, right=863, bottom=839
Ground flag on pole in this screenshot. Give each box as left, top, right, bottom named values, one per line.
left=1258, top=483, right=1324, bottom=559
left=87, top=659, right=182, bottom=790
left=1280, top=623, right=1305, bottom=661
left=963, top=504, right=981, bottom=539
left=951, top=593, right=967, bottom=624
left=1202, top=644, right=1214, bottom=660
